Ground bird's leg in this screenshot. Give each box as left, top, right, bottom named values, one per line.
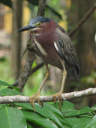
left=29, top=65, right=49, bottom=106
left=53, top=60, right=67, bottom=104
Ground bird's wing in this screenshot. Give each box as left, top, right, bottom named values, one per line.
left=54, top=28, right=77, bottom=65
left=54, top=28, right=80, bottom=78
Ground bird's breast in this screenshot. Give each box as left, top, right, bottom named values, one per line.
left=35, top=36, right=62, bottom=69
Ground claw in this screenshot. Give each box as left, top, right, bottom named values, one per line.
left=29, top=92, right=43, bottom=110
left=53, top=92, right=63, bottom=109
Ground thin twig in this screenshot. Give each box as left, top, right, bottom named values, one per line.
left=0, top=88, right=96, bottom=104
left=46, top=5, right=62, bottom=19
left=69, top=3, right=96, bottom=37
left=30, top=62, right=44, bottom=74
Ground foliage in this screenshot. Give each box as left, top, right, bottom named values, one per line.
left=0, top=80, right=96, bottom=128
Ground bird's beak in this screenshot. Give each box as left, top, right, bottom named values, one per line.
left=18, top=25, right=36, bottom=32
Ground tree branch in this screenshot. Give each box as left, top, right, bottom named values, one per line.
left=17, top=50, right=35, bottom=91
left=1, top=88, right=96, bottom=104
left=69, top=3, right=96, bottom=37
left=12, top=62, right=44, bottom=86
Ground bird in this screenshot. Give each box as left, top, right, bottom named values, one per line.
left=18, top=16, right=80, bottom=105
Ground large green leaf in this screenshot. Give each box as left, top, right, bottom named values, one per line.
left=0, top=106, right=27, bottom=128
left=23, top=111, right=58, bottom=128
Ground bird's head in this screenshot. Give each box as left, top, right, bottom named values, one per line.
left=18, top=16, right=53, bottom=34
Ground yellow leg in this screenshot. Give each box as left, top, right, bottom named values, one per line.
left=53, top=69, right=67, bottom=100
left=29, top=65, right=49, bottom=106
left=59, top=68, right=67, bottom=93
left=53, top=60, right=67, bottom=104
left=38, top=65, right=49, bottom=92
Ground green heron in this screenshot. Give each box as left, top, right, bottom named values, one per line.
left=19, top=16, right=80, bottom=104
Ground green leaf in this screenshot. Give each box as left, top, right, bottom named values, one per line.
left=35, top=103, right=63, bottom=117
left=16, top=103, right=33, bottom=110
left=0, top=88, right=20, bottom=96
left=0, top=106, right=27, bottom=128
left=23, top=111, right=58, bottom=128
left=63, top=117, right=91, bottom=128
left=60, top=101, right=93, bottom=117
left=0, top=80, right=10, bottom=86
left=35, top=103, right=64, bottom=128
left=61, top=101, right=75, bottom=112
left=85, top=115, right=96, bottom=128
left=63, top=106, right=93, bottom=117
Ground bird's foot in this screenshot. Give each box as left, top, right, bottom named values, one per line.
left=53, top=92, right=63, bottom=102
left=29, top=92, right=42, bottom=109
left=53, top=92, right=63, bottom=109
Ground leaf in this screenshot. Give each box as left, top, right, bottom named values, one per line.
left=35, top=103, right=64, bottom=128
left=23, top=111, right=58, bottom=128
left=61, top=101, right=93, bottom=117
left=85, top=115, right=96, bottom=128
left=63, top=117, right=91, bottom=128
left=63, top=106, right=93, bottom=117
left=0, top=88, right=20, bottom=96
left=16, top=103, right=33, bottom=110
left=0, top=106, right=27, bottom=128
left=0, top=80, right=10, bottom=86
left=61, top=101, right=75, bottom=112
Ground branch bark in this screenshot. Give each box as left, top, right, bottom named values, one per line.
left=1, top=88, right=96, bottom=104
left=18, top=50, right=35, bottom=91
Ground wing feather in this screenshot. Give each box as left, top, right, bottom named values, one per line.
left=54, top=28, right=80, bottom=78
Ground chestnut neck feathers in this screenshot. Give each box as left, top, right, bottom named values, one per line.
left=36, top=20, right=57, bottom=43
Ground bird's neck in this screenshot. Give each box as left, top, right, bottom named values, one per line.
left=36, top=21, right=57, bottom=42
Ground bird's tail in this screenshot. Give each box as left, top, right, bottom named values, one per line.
left=66, top=64, right=80, bottom=80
